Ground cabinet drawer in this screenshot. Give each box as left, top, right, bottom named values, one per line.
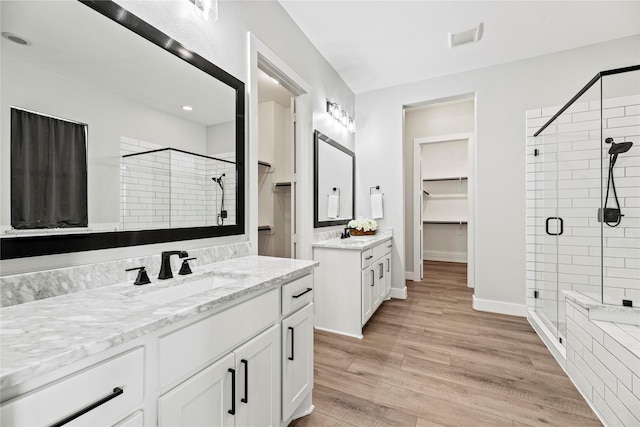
left=385, top=239, right=393, bottom=254
left=158, top=289, right=278, bottom=389
left=372, top=243, right=386, bottom=261
left=0, top=348, right=144, bottom=427
left=361, top=248, right=374, bottom=269
left=282, top=274, right=313, bottom=316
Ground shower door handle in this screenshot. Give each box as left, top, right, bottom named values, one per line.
left=545, top=217, right=564, bottom=236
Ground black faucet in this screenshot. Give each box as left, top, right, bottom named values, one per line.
left=341, top=227, right=351, bottom=239
left=158, top=250, right=188, bottom=280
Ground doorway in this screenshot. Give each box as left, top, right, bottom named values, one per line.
left=405, top=97, right=475, bottom=288
left=257, top=69, right=295, bottom=257
left=249, top=34, right=312, bottom=260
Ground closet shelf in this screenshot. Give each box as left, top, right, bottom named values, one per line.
left=258, top=225, right=272, bottom=232
left=422, top=176, right=467, bottom=182
left=423, top=220, right=468, bottom=225
left=424, top=193, right=467, bottom=199
left=258, top=160, right=272, bottom=168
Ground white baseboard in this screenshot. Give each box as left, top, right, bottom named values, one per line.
left=423, top=250, right=467, bottom=263
left=314, top=326, right=363, bottom=340
left=390, top=286, right=407, bottom=300
left=405, top=271, right=414, bottom=281
left=472, top=295, right=527, bottom=317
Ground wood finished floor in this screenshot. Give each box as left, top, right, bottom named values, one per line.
left=291, top=261, right=601, bottom=427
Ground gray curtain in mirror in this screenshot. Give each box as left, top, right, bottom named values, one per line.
left=11, top=108, right=88, bottom=229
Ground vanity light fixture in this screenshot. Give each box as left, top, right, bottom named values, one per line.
left=193, top=0, right=218, bottom=21
left=326, top=100, right=355, bottom=132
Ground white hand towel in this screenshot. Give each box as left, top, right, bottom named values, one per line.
left=327, top=194, right=340, bottom=218
left=371, top=193, right=383, bottom=219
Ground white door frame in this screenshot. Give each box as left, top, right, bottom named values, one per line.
left=248, top=33, right=312, bottom=259
left=413, top=133, right=475, bottom=288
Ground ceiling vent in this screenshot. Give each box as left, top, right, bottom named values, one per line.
left=448, top=23, right=484, bottom=48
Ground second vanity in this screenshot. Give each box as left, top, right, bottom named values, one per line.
left=0, top=256, right=317, bottom=427
left=312, top=231, right=393, bottom=338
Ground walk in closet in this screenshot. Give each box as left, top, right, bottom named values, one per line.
left=257, top=70, right=294, bottom=258
left=421, top=138, right=469, bottom=263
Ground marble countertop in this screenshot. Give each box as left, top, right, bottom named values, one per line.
left=0, top=255, right=317, bottom=390
left=312, top=230, right=392, bottom=251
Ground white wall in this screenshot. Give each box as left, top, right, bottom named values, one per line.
left=356, top=35, right=640, bottom=313
left=1, top=0, right=354, bottom=275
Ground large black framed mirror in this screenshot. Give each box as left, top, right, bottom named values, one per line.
left=314, top=130, right=355, bottom=228
left=1, top=0, right=245, bottom=259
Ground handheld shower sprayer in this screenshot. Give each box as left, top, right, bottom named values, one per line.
left=600, top=137, right=634, bottom=226
left=212, top=174, right=226, bottom=225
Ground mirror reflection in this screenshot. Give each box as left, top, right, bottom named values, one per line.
left=1, top=0, right=245, bottom=258
left=314, top=130, right=355, bottom=227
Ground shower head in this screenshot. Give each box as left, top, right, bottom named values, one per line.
left=212, top=174, right=225, bottom=189
left=608, top=141, right=633, bottom=155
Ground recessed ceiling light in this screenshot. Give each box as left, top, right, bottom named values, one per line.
left=182, top=105, right=193, bottom=111
left=1, top=32, right=31, bottom=46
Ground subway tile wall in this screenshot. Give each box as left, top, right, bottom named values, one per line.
left=120, top=137, right=237, bottom=229
left=526, top=94, right=640, bottom=332
left=566, top=298, right=640, bottom=426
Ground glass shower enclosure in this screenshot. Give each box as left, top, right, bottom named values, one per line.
left=527, top=65, right=640, bottom=346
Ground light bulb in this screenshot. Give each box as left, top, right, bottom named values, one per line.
left=194, top=0, right=218, bottom=21
left=340, top=111, right=348, bottom=126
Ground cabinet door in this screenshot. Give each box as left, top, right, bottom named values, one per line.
left=384, top=254, right=392, bottom=297
left=235, top=325, right=280, bottom=427
left=374, top=260, right=385, bottom=308
left=282, top=303, right=314, bottom=421
left=158, top=353, right=235, bottom=427
left=361, top=268, right=374, bottom=324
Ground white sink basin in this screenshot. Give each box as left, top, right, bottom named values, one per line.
left=136, top=276, right=237, bottom=305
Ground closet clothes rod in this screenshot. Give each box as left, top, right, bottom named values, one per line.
left=423, top=220, right=467, bottom=225
left=422, top=177, right=468, bottom=182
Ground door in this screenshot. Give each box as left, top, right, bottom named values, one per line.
left=384, top=254, right=392, bottom=297
left=281, top=303, right=313, bottom=420
left=235, top=325, right=279, bottom=427
left=158, top=353, right=235, bottom=427
left=531, top=131, right=560, bottom=343
left=290, top=97, right=297, bottom=259
left=374, top=259, right=385, bottom=308
left=361, top=268, right=374, bottom=324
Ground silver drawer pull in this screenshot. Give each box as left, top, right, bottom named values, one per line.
left=365, top=255, right=373, bottom=260
left=292, top=288, right=312, bottom=299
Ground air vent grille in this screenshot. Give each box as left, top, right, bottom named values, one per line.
left=448, top=23, right=484, bottom=48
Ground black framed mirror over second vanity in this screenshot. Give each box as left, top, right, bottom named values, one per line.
left=313, top=130, right=355, bottom=228
left=0, top=0, right=245, bottom=259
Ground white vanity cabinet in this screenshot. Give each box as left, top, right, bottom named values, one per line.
left=313, top=235, right=393, bottom=338
left=1, top=264, right=317, bottom=427
left=0, top=348, right=144, bottom=427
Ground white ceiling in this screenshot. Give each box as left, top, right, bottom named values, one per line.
left=278, top=1, right=640, bottom=94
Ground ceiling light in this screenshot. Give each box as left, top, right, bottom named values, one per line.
left=182, top=105, right=193, bottom=111
left=193, top=0, right=218, bottom=21
left=448, top=23, right=483, bottom=48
